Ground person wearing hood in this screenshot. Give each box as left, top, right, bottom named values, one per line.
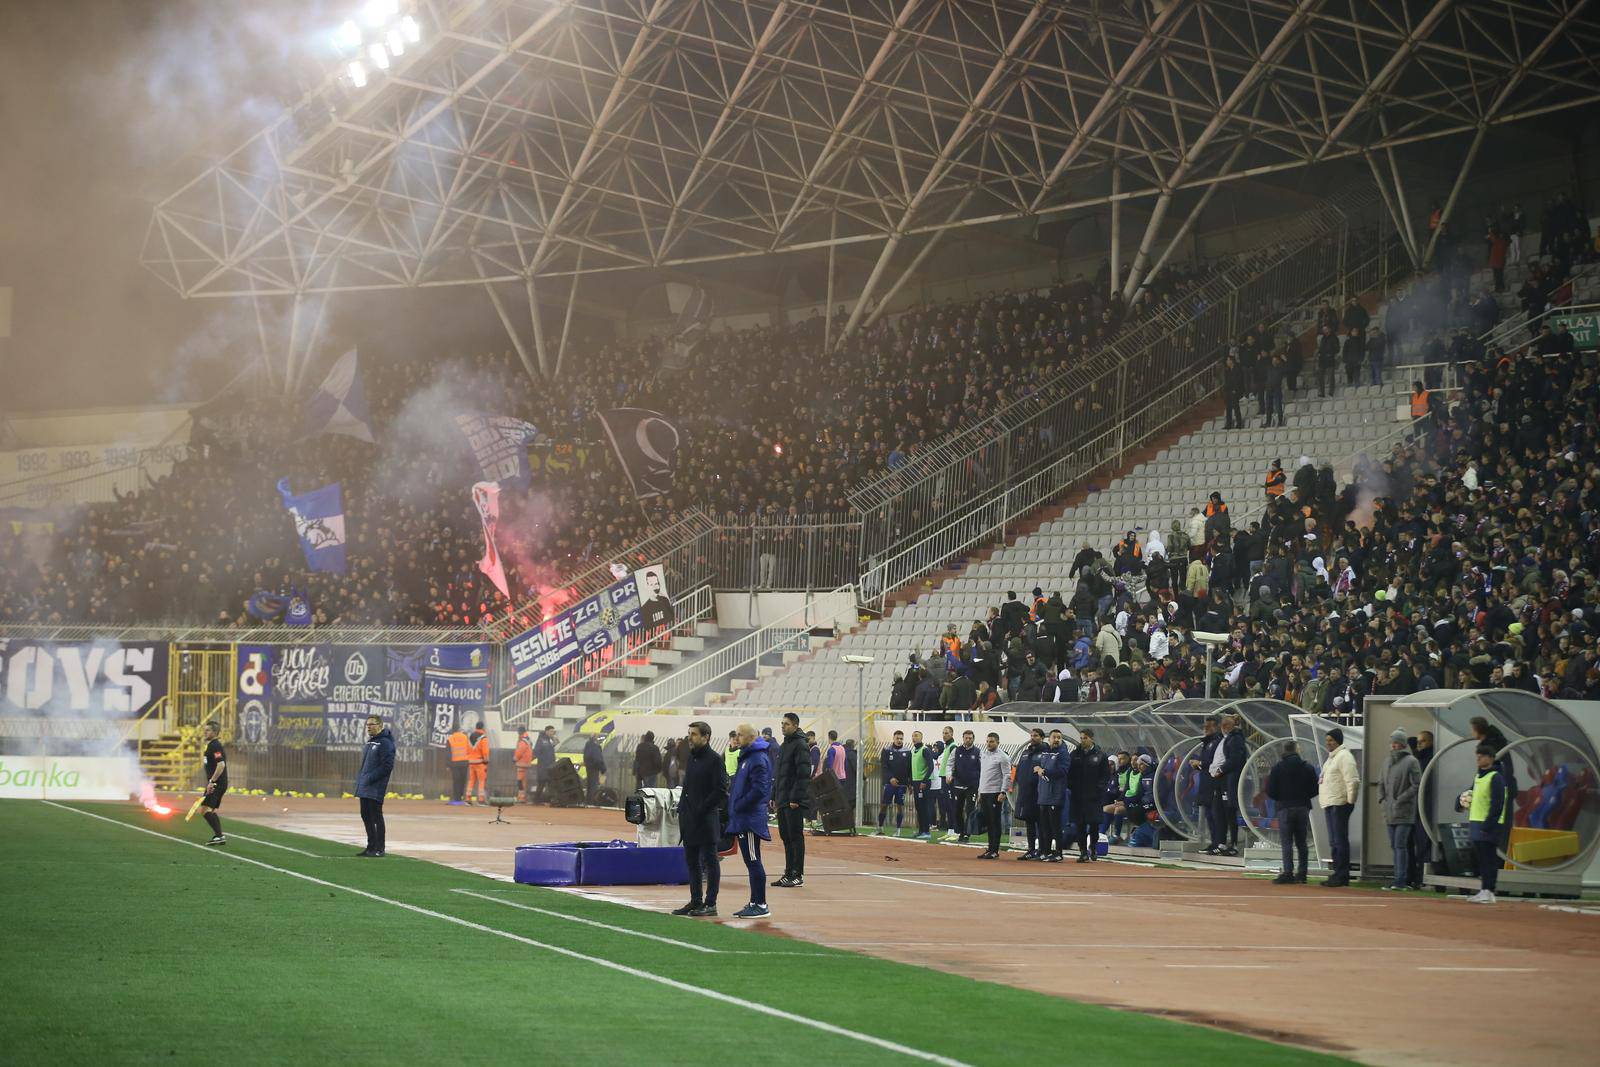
left=355, top=714, right=396, bottom=858
left=1379, top=727, right=1421, bottom=891
left=1265, top=740, right=1317, bottom=883
left=772, top=713, right=812, bottom=888
left=725, top=723, right=774, bottom=918
left=1095, top=620, right=1122, bottom=665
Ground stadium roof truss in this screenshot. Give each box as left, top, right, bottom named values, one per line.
left=142, top=0, right=1600, bottom=375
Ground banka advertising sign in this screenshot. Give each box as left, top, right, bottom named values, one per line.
left=505, top=576, right=649, bottom=686
left=0, top=640, right=167, bottom=716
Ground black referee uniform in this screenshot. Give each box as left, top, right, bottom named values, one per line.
left=201, top=735, right=228, bottom=844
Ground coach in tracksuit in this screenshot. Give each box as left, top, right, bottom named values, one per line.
left=355, top=714, right=396, bottom=857
left=772, top=712, right=812, bottom=888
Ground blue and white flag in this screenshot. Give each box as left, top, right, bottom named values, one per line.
left=303, top=349, right=374, bottom=443
left=284, top=586, right=313, bottom=627
left=455, top=413, right=539, bottom=487
left=278, top=478, right=348, bottom=574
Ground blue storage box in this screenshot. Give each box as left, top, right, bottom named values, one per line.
left=514, top=840, right=689, bottom=887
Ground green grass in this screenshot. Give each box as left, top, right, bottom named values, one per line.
left=0, top=800, right=1348, bottom=1066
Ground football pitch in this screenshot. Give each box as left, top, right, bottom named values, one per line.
left=0, top=800, right=1343, bottom=1065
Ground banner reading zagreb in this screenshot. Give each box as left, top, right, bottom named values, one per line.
left=0, top=640, right=167, bottom=716
left=506, top=576, right=648, bottom=686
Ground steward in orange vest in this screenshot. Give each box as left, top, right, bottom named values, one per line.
left=1264, top=460, right=1286, bottom=497
left=447, top=729, right=471, bottom=804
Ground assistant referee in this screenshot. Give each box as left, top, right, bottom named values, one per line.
left=199, top=721, right=228, bottom=846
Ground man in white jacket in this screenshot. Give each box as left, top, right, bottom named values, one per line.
left=1318, top=727, right=1360, bottom=887
left=975, top=734, right=1013, bottom=860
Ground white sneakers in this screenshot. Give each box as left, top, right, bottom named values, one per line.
left=1467, top=889, right=1498, bottom=904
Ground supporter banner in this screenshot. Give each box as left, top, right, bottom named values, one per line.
left=0, top=755, right=136, bottom=800
left=277, top=479, right=348, bottom=575
left=455, top=413, right=539, bottom=488
left=0, top=640, right=167, bottom=716
left=472, top=481, right=510, bottom=600
left=506, top=574, right=649, bottom=686
left=634, top=565, right=675, bottom=628
left=1549, top=311, right=1599, bottom=350
left=236, top=642, right=482, bottom=753
left=663, top=283, right=712, bottom=371
left=598, top=408, right=681, bottom=500
left=424, top=643, right=489, bottom=747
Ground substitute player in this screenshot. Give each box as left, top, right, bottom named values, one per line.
left=199, top=721, right=228, bottom=846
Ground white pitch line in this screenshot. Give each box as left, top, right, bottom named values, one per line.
left=831, top=941, right=1515, bottom=954
left=1417, top=967, right=1542, bottom=973
left=224, top=833, right=325, bottom=857
left=863, top=873, right=1014, bottom=896
left=452, top=888, right=719, bottom=954
left=1165, top=964, right=1277, bottom=970
left=45, top=803, right=968, bottom=1067
left=1324, top=903, right=1388, bottom=908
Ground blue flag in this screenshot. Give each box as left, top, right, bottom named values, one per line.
left=284, top=586, right=313, bottom=627
left=278, top=478, right=348, bottom=574
left=245, top=590, right=288, bottom=621
left=303, top=349, right=374, bottom=443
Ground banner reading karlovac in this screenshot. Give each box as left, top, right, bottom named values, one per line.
left=277, top=479, right=348, bottom=574
left=424, top=644, right=490, bottom=746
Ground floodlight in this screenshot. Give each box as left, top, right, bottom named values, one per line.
left=347, top=60, right=368, bottom=88
left=333, top=20, right=362, bottom=52
left=400, top=15, right=420, bottom=42
left=367, top=42, right=390, bottom=70
left=386, top=28, right=405, bottom=56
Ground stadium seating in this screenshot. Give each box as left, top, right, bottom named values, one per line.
left=727, top=382, right=1397, bottom=708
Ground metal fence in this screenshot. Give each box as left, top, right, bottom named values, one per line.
left=619, top=585, right=853, bottom=709
left=697, top=514, right=863, bottom=592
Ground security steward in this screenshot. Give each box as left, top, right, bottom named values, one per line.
left=514, top=729, right=534, bottom=802
left=468, top=720, right=491, bottom=805
left=447, top=725, right=471, bottom=805
left=1264, top=458, right=1286, bottom=499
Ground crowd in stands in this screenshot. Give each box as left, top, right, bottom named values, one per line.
left=889, top=248, right=1600, bottom=720
left=0, top=246, right=1258, bottom=629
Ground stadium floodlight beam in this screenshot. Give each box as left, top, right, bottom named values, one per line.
left=386, top=28, right=405, bottom=56
left=367, top=42, right=389, bottom=70
left=363, top=0, right=398, bottom=28
left=399, top=15, right=419, bottom=43
left=346, top=60, right=367, bottom=88
left=333, top=19, right=362, bottom=53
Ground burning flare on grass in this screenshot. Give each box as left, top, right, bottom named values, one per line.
left=139, top=780, right=173, bottom=817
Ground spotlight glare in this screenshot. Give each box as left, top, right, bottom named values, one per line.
left=362, top=0, right=395, bottom=28
left=400, top=15, right=421, bottom=43
left=348, top=60, right=368, bottom=88
left=386, top=28, right=405, bottom=57
left=368, top=42, right=390, bottom=70
left=333, top=20, right=362, bottom=52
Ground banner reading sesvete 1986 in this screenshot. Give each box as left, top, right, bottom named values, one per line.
left=505, top=572, right=661, bottom=687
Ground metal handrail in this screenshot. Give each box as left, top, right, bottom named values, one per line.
left=497, top=582, right=716, bottom=723
left=620, top=584, right=855, bottom=709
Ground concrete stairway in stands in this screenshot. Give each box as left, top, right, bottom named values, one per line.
left=729, top=381, right=1397, bottom=709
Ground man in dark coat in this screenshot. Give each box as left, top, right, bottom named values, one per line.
left=532, top=725, right=557, bottom=803
left=582, top=735, right=607, bottom=805
left=633, top=731, right=663, bottom=789
left=1011, top=729, right=1045, bottom=859
left=1067, top=728, right=1109, bottom=861
left=771, top=712, right=813, bottom=888
left=1190, top=716, right=1222, bottom=849
left=1211, top=714, right=1250, bottom=856
left=1265, top=740, right=1319, bottom=883
left=673, top=721, right=728, bottom=917
left=355, top=714, right=396, bottom=857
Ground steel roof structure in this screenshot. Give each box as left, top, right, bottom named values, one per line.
left=142, top=0, right=1600, bottom=384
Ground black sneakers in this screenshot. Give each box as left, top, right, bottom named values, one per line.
left=670, top=903, right=699, bottom=915
left=205, top=835, right=226, bottom=846
left=688, top=904, right=717, bottom=917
